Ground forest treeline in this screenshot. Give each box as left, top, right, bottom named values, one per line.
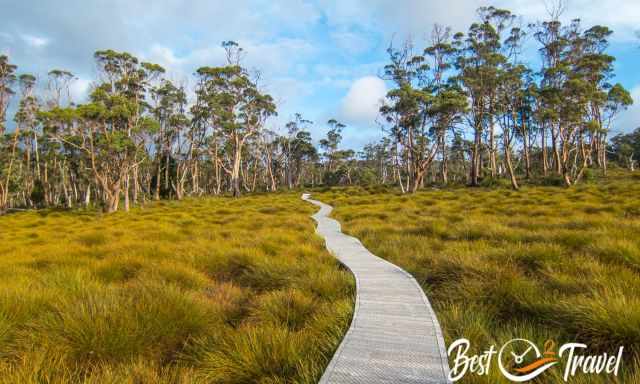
left=0, top=6, right=637, bottom=213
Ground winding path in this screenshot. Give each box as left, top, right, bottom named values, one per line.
left=303, top=194, right=450, bottom=384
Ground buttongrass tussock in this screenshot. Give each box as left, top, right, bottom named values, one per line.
left=0, top=194, right=355, bottom=383
left=316, top=172, right=640, bottom=383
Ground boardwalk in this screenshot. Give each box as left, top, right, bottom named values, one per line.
left=303, top=195, right=450, bottom=384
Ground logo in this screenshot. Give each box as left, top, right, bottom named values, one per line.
left=448, top=338, right=624, bottom=382
left=497, top=339, right=558, bottom=382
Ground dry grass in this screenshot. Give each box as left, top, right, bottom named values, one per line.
left=0, top=194, right=354, bottom=383
left=316, top=172, right=640, bottom=383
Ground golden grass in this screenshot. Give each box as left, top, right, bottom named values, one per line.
left=0, top=194, right=354, bottom=383
left=316, top=172, right=640, bottom=383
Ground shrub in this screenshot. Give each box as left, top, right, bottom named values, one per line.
left=479, top=176, right=513, bottom=189
left=539, top=175, right=566, bottom=186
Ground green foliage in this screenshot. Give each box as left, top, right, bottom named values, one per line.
left=0, top=55, right=18, bottom=133
left=538, top=175, right=566, bottom=187
left=582, top=168, right=597, bottom=183
left=478, top=176, right=512, bottom=189
left=610, top=127, right=640, bottom=167
left=29, top=180, right=46, bottom=207
left=353, top=167, right=378, bottom=186
left=322, top=168, right=347, bottom=186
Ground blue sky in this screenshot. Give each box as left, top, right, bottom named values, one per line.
left=1, top=0, right=639, bottom=149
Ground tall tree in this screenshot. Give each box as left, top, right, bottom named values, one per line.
left=0, top=55, right=17, bottom=135
left=454, top=7, right=514, bottom=185
left=0, top=55, right=18, bottom=212
left=425, top=25, right=467, bottom=185
left=320, top=118, right=345, bottom=173
left=194, top=42, right=276, bottom=197
left=14, top=74, right=41, bottom=204
left=44, top=50, right=161, bottom=212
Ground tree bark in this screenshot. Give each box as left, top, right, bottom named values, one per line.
left=231, top=135, right=243, bottom=197
left=106, top=185, right=120, bottom=213
left=521, top=114, right=530, bottom=179
left=440, top=133, right=448, bottom=185
left=542, top=123, right=548, bottom=176
left=124, top=174, right=130, bottom=212
left=489, top=115, right=497, bottom=178
left=470, top=123, right=482, bottom=186
left=154, top=160, right=161, bottom=200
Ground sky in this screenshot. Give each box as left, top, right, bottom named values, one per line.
left=1, top=0, right=639, bottom=149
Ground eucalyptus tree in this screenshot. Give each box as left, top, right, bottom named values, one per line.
left=496, top=63, right=527, bottom=189
left=601, top=84, right=633, bottom=171
left=335, top=148, right=357, bottom=185
left=194, top=43, right=276, bottom=197
left=290, top=128, right=317, bottom=187
left=43, top=50, right=161, bottom=212
left=46, top=69, right=74, bottom=108
left=320, top=118, right=346, bottom=173
left=257, top=129, right=281, bottom=191
left=576, top=29, right=632, bottom=175
left=380, top=39, right=432, bottom=192
left=381, top=30, right=467, bottom=192
left=281, top=113, right=313, bottom=188
left=611, top=128, right=640, bottom=171
left=39, top=70, right=79, bottom=207
left=0, top=55, right=17, bottom=135
left=361, top=138, right=393, bottom=184
left=453, top=7, right=514, bottom=185
left=424, top=26, right=466, bottom=184
left=448, top=132, right=472, bottom=183
left=493, top=23, right=529, bottom=189
left=150, top=79, right=189, bottom=200
left=163, top=84, right=190, bottom=200
left=535, top=19, right=629, bottom=185
left=0, top=55, right=18, bottom=212
left=534, top=18, right=566, bottom=176
left=14, top=74, right=41, bottom=205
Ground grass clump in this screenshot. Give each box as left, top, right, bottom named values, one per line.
left=0, top=194, right=354, bottom=383
left=317, top=172, right=640, bottom=383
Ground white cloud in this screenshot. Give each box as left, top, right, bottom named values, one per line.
left=321, top=0, right=481, bottom=40
left=264, top=0, right=322, bottom=29
left=148, top=44, right=185, bottom=68
left=264, top=76, right=314, bottom=106
left=321, top=0, right=640, bottom=43
left=21, top=34, right=49, bottom=48
left=69, top=77, right=91, bottom=103
left=143, top=38, right=314, bottom=79
left=242, top=38, right=316, bottom=76
left=497, top=0, right=640, bottom=41
left=340, top=76, right=387, bottom=125
left=330, top=29, right=374, bottom=55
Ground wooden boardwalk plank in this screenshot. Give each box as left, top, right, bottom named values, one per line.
left=303, top=195, right=450, bottom=384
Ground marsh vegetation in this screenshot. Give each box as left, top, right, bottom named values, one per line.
left=317, top=173, right=640, bottom=383
left=0, top=194, right=354, bottom=383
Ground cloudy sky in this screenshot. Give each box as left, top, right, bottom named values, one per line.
left=1, top=0, right=639, bottom=148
